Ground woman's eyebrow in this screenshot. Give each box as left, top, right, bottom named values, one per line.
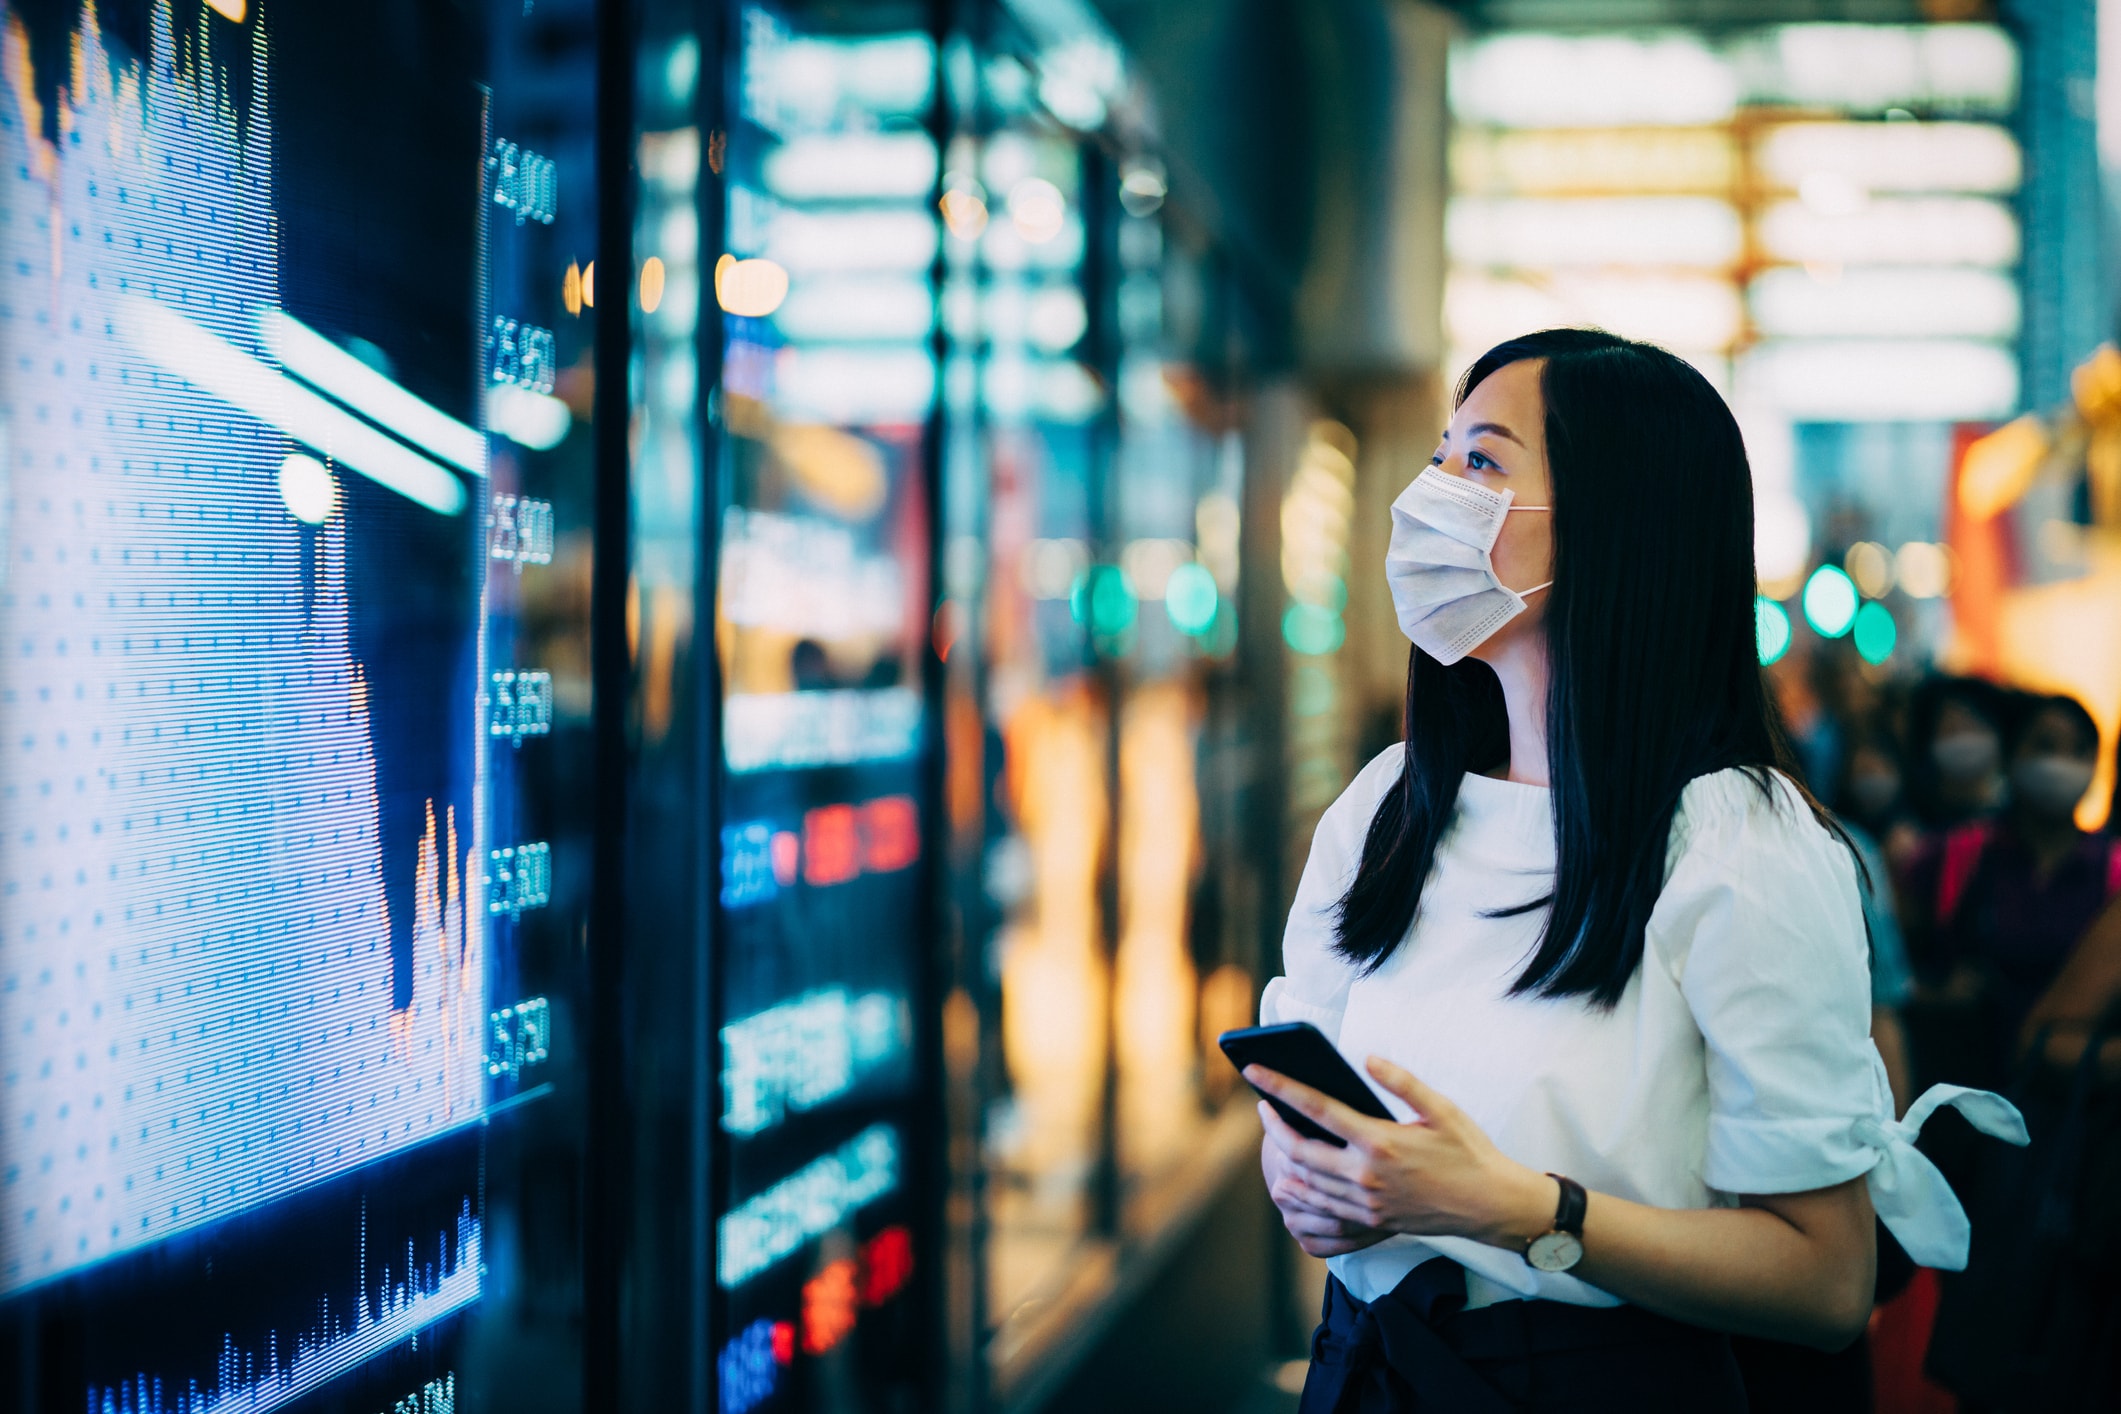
left=1463, top=421, right=1523, bottom=446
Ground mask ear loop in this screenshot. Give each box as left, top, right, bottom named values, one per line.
left=1502, top=504, right=1550, bottom=597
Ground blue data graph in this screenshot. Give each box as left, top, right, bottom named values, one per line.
left=86, top=1193, right=480, bottom=1414
left=0, top=0, right=489, bottom=1299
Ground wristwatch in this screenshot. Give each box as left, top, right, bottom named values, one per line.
left=1526, top=1174, right=1587, bottom=1273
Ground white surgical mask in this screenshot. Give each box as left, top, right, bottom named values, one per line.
left=1386, top=468, right=1550, bottom=666
left=1931, top=730, right=2000, bottom=783
left=2009, top=756, right=2095, bottom=817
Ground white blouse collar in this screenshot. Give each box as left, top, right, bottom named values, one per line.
left=1456, top=771, right=1555, bottom=859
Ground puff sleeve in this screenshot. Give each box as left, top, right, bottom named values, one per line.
left=1663, top=771, right=2026, bottom=1271
left=1258, top=746, right=1406, bottom=1044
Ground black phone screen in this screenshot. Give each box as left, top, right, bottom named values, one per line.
left=1218, top=1022, right=1394, bottom=1147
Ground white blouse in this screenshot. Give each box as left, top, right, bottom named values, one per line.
left=1261, top=748, right=2026, bottom=1309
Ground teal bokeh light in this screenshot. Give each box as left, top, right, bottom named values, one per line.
left=1164, top=562, right=1219, bottom=635
left=1802, top=565, right=1858, bottom=638
left=1070, top=564, right=1137, bottom=637
left=1282, top=603, right=1345, bottom=656
left=1852, top=600, right=1897, bottom=664
left=1755, top=596, right=1792, bottom=666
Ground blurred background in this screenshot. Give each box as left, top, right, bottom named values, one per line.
left=1, top=0, right=2116, bottom=1412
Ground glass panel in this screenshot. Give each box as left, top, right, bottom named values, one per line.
left=0, top=1, right=596, bottom=1409
left=710, top=6, right=939, bottom=1412
left=945, top=10, right=1259, bottom=1390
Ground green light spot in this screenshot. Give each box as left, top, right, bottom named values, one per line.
left=1852, top=600, right=1897, bottom=664
left=1082, top=565, right=1137, bottom=636
left=1755, top=597, right=1791, bottom=666
left=1282, top=603, right=1344, bottom=656
left=1164, top=563, right=1219, bottom=635
left=1802, top=565, right=1857, bottom=638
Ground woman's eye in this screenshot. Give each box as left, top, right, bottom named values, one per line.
left=1466, top=450, right=1495, bottom=472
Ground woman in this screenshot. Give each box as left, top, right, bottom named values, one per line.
left=1905, top=676, right=2011, bottom=830
left=1245, top=330, right=2025, bottom=1413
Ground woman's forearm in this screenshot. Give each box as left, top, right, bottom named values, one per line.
left=1482, top=1167, right=1876, bottom=1350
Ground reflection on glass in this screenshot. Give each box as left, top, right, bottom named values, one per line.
left=711, top=7, right=937, bottom=1410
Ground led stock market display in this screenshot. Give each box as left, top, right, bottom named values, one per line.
left=1, top=0, right=590, bottom=1409
left=0, top=0, right=949, bottom=1408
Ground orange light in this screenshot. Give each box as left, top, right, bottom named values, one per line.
left=639, top=256, right=666, bottom=313
left=205, top=0, right=246, bottom=20
left=801, top=1259, right=859, bottom=1355
left=563, top=262, right=583, bottom=317
left=1958, top=415, right=2047, bottom=522
left=582, top=260, right=596, bottom=308
left=932, top=600, right=959, bottom=662
left=802, top=804, right=861, bottom=886
left=716, top=253, right=789, bottom=317
left=940, top=188, right=989, bottom=240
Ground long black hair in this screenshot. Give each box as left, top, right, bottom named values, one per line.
left=1334, top=328, right=1834, bottom=1007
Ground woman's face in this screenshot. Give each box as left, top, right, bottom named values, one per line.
left=1429, top=358, right=1555, bottom=665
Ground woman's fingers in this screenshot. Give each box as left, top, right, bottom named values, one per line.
left=1245, top=1065, right=1375, bottom=1155
left=1363, top=1056, right=1457, bottom=1127
left=1256, top=1093, right=1365, bottom=1177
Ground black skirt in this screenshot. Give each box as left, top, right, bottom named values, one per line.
left=1300, top=1259, right=1749, bottom=1414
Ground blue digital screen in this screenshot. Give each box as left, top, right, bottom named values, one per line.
left=0, top=0, right=588, bottom=1407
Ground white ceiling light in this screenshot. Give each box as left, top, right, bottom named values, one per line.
left=1447, top=197, right=1743, bottom=269
left=1450, top=32, right=1736, bottom=128
left=1757, top=196, right=2018, bottom=265
left=1749, top=266, right=2019, bottom=340
left=1757, top=121, right=2020, bottom=195
left=1738, top=339, right=2018, bottom=421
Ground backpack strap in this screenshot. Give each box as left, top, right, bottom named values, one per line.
left=1937, top=821, right=1995, bottom=928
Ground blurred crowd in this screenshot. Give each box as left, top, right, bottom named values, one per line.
left=1769, top=648, right=2120, bottom=1408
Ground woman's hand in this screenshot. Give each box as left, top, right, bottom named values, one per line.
left=1260, top=1127, right=1390, bottom=1257
left=1246, top=1057, right=1554, bottom=1251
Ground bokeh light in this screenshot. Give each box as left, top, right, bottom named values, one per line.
left=1895, top=540, right=1953, bottom=599
left=1802, top=563, right=1858, bottom=637
left=1163, top=563, right=1218, bottom=635
left=277, top=453, right=337, bottom=525
left=1843, top=540, right=1894, bottom=598
left=1755, top=596, right=1792, bottom=665
left=1282, top=603, right=1345, bottom=656
left=1852, top=600, right=1897, bottom=664
left=1070, top=564, right=1137, bottom=637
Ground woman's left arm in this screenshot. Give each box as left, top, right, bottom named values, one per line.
left=1248, top=1058, right=1877, bottom=1352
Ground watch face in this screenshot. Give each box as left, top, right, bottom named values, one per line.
left=1527, top=1230, right=1585, bottom=1273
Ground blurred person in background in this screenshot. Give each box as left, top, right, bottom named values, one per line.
left=1925, top=728, right=2121, bottom=1411
left=1907, top=693, right=2119, bottom=1093
left=1240, top=330, right=2023, bottom=1414
left=1904, top=677, right=2010, bottom=831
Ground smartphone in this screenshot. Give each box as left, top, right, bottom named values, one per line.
left=1218, top=1021, right=1394, bottom=1147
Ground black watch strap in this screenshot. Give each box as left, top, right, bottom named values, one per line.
left=1547, top=1173, right=1587, bottom=1237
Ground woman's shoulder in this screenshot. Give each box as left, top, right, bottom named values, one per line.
left=1671, top=766, right=1837, bottom=861
left=1299, top=744, right=1407, bottom=875
left=1662, top=767, right=1861, bottom=916
left=1332, top=743, right=1408, bottom=821
left=1655, top=767, right=1867, bottom=974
